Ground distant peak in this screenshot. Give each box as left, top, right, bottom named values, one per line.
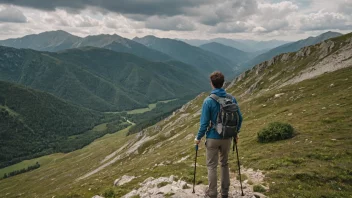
left=318, top=31, right=342, bottom=37
left=41, top=30, right=70, bottom=35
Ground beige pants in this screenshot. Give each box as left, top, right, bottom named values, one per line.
left=205, top=138, right=232, bottom=198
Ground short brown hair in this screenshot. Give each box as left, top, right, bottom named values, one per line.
left=210, top=71, right=224, bottom=88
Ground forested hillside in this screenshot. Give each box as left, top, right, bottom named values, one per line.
left=0, top=46, right=207, bottom=111
left=0, top=81, right=109, bottom=168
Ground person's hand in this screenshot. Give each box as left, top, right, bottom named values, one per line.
left=235, top=135, right=239, bottom=143
left=194, top=138, right=201, bottom=145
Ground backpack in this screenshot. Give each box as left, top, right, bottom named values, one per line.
left=209, top=94, right=240, bottom=139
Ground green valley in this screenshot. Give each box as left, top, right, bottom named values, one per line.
left=0, top=46, right=207, bottom=112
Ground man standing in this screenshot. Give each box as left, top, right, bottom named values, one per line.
left=195, top=71, right=243, bottom=198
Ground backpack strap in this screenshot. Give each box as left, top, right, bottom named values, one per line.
left=208, top=94, right=221, bottom=131
left=209, top=94, right=220, bottom=103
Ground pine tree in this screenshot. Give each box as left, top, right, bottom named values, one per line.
left=3, top=173, right=7, bottom=179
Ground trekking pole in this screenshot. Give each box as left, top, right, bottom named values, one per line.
left=192, top=144, right=198, bottom=193
left=235, top=141, right=245, bottom=196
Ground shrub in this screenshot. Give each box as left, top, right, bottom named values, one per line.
left=253, top=185, right=266, bottom=192
left=257, top=122, right=294, bottom=143
left=103, top=189, right=116, bottom=198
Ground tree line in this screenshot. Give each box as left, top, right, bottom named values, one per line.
left=2, top=162, right=40, bottom=180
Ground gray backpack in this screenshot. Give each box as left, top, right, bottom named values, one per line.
left=209, top=94, right=240, bottom=139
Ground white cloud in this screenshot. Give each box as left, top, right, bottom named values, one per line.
left=0, top=0, right=351, bottom=41
left=300, top=10, right=352, bottom=31
left=257, top=1, right=298, bottom=21
left=338, top=0, right=352, bottom=14
left=211, top=21, right=253, bottom=33
left=145, top=16, right=196, bottom=31
left=187, top=0, right=258, bottom=26
left=0, top=5, right=27, bottom=23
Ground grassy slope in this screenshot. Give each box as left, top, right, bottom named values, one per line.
left=228, top=67, right=352, bottom=197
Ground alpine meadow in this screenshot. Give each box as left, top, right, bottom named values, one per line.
left=0, top=1, right=351, bottom=198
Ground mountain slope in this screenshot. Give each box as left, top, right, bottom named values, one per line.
left=199, top=42, right=252, bottom=65
left=182, top=38, right=289, bottom=52
left=181, top=38, right=253, bottom=52
left=0, top=31, right=172, bottom=62
left=244, top=31, right=342, bottom=68
left=133, top=36, right=237, bottom=76
left=0, top=33, right=351, bottom=198
left=73, top=34, right=172, bottom=61
left=0, top=80, right=107, bottom=168
left=0, top=46, right=207, bottom=111
left=0, top=30, right=80, bottom=52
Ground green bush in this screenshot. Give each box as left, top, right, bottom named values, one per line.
left=257, top=122, right=294, bottom=143
left=253, top=185, right=266, bottom=192
left=103, top=189, right=116, bottom=198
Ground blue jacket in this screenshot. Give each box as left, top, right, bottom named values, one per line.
left=196, top=88, right=243, bottom=140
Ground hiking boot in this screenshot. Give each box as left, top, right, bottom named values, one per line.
left=203, top=194, right=216, bottom=198
left=221, top=195, right=228, bottom=198
left=204, top=190, right=217, bottom=198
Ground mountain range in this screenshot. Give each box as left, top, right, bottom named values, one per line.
left=0, top=30, right=343, bottom=79
left=0, top=45, right=207, bottom=111
left=0, top=30, right=172, bottom=62
left=133, top=35, right=237, bottom=76
left=181, top=38, right=289, bottom=52
left=199, top=42, right=252, bottom=65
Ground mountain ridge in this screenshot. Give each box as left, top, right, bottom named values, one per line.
left=133, top=35, right=238, bottom=76
left=244, top=31, right=343, bottom=68
left=0, top=30, right=172, bottom=62
left=199, top=42, right=252, bottom=66
left=181, top=37, right=289, bottom=52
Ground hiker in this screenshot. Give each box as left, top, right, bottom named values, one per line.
left=195, top=71, right=243, bottom=198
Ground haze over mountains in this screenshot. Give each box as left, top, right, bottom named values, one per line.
left=133, top=35, right=237, bottom=76
left=181, top=38, right=289, bottom=52
left=199, top=42, right=253, bottom=66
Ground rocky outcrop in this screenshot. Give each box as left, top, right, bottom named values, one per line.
left=120, top=168, right=267, bottom=198
left=228, top=34, right=352, bottom=96
left=114, top=175, right=136, bottom=186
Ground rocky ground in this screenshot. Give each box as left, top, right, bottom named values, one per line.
left=93, top=168, right=267, bottom=198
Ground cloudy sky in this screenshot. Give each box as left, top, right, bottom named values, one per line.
left=0, top=0, right=351, bottom=41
